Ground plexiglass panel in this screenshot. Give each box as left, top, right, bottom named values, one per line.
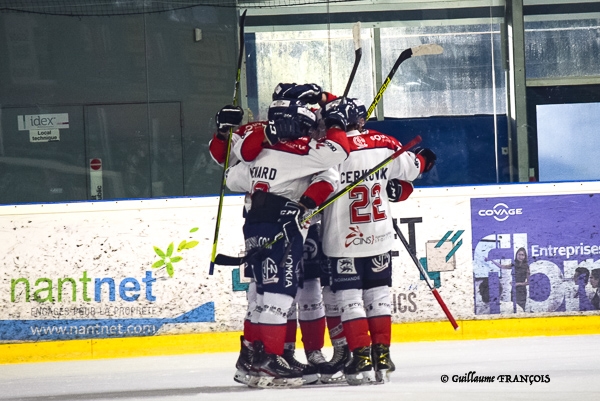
left=253, top=29, right=374, bottom=119
left=525, top=19, right=600, bottom=79
left=380, top=24, right=506, bottom=118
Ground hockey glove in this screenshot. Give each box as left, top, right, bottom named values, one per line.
left=322, top=98, right=357, bottom=131
left=386, top=179, right=414, bottom=202
left=413, top=147, right=437, bottom=173
left=273, top=83, right=323, bottom=104
left=264, top=118, right=304, bottom=145
left=278, top=201, right=306, bottom=244
left=216, top=105, right=244, bottom=132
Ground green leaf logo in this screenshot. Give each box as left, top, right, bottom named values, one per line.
left=151, top=227, right=199, bottom=278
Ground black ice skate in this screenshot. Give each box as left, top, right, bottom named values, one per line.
left=372, top=343, right=396, bottom=383
left=233, top=335, right=254, bottom=385
left=248, top=341, right=303, bottom=389
left=319, top=343, right=350, bottom=383
left=282, top=348, right=319, bottom=385
left=343, top=346, right=376, bottom=385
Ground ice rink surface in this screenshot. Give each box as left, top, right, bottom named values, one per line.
left=1, top=334, right=599, bottom=401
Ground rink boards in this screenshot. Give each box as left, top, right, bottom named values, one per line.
left=1, top=181, right=600, bottom=363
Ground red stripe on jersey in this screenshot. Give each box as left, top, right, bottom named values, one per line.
left=302, top=180, right=335, bottom=208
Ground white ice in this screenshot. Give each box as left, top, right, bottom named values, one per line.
left=1, top=334, right=598, bottom=401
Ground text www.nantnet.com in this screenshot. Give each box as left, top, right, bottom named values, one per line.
left=29, top=323, right=157, bottom=336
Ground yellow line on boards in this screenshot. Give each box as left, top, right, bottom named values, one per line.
left=1, top=316, right=599, bottom=364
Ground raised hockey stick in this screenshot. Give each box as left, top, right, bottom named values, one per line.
left=209, top=9, right=248, bottom=276
left=366, top=43, right=444, bottom=119
left=393, top=220, right=460, bottom=330
left=213, top=135, right=422, bottom=266
left=342, top=22, right=362, bottom=97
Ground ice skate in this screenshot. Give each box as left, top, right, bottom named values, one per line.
left=233, top=336, right=254, bottom=385
left=319, top=343, right=350, bottom=383
left=282, top=348, right=319, bottom=385
left=305, top=349, right=330, bottom=384
left=248, top=341, right=303, bottom=389
left=343, top=346, right=376, bottom=385
left=372, top=343, right=395, bottom=383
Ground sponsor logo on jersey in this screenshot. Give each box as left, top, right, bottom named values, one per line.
left=337, top=258, right=357, bottom=275
left=353, top=135, right=368, bottom=149
left=262, top=258, right=279, bottom=284
left=316, top=140, right=338, bottom=152
left=371, top=253, right=391, bottom=273
left=345, top=225, right=393, bottom=247
left=284, top=254, right=294, bottom=288
left=345, top=226, right=364, bottom=247
left=477, top=202, right=523, bottom=222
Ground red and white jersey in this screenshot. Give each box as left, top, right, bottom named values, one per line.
left=225, top=128, right=349, bottom=204
left=208, top=121, right=266, bottom=166
left=321, top=129, right=423, bottom=258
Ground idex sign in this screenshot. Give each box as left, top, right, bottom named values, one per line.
left=17, top=114, right=70, bottom=131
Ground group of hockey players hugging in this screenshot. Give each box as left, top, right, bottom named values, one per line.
left=208, top=83, right=436, bottom=389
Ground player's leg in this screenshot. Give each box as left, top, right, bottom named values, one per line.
left=320, top=284, right=350, bottom=383
left=363, top=251, right=395, bottom=383
left=282, top=293, right=319, bottom=385
left=251, top=226, right=304, bottom=388
left=330, top=256, right=375, bottom=385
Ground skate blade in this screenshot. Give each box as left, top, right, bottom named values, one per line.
left=246, top=375, right=262, bottom=388
left=319, top=372, right=346, bottom=384
left=302, top=373, right=320, bottom=385
left=346, top=370, right=376, bottom=386
left=255, top=376, right=303, bottom=389
left=234, top=369, right=251, bottom=385
left=375, top=369, right=393, bottom=384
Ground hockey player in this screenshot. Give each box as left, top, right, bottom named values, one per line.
left=320, top=97, right=437, bottom=385
left=225, top=98, right=353, bottom=388
left=269, top=84, right=346, bottom=383
left=208, top=104, right=269, bottom=386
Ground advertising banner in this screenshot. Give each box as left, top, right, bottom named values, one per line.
left=1, top=183, right=598, bottom=343
left=471, top=194, right=600, bottom=315
left=0, top=198, right=248, bottom=342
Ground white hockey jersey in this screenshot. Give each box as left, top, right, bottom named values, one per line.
left=225, top=128, right=348, bottom=204
left=321, top=129, right=422, bottom=258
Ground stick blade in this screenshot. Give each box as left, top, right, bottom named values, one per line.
left=352, top=21, right=361, bottom=50
left=411, top=43, right=444, bottom=57
left=214, top=253, right=244, bottom=266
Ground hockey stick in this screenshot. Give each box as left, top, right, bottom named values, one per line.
left=392, top=220, right=460, bottom=330
left=366, top=43, right=444, bottom=119
left=209, top=9, right=248, bottom=275
left=213, top=135, right=422, bottom=266
left=342, top=22, right=362, bottom=98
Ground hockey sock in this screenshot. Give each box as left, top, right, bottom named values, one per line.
left=364, top=286, right=392, bottom=345
left=323, top=286, right=345, bottom=341
left=244, top=281, right=258, bottom=343
left=258, top=292, right=294, bottom=355
left=297, top=278, right=326, bottom=351
left=285, top=318, right=298, bottom=346
left=336, top=289, right=370, bottom=350
left=367, top=316, right=391, bottom=345
left=299, top=317, right=326, bottom=352
left=342, top=318, right=371, bottom=351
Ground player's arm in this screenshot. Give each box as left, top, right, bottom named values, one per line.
left=208, top=105, right=244, bottom=165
